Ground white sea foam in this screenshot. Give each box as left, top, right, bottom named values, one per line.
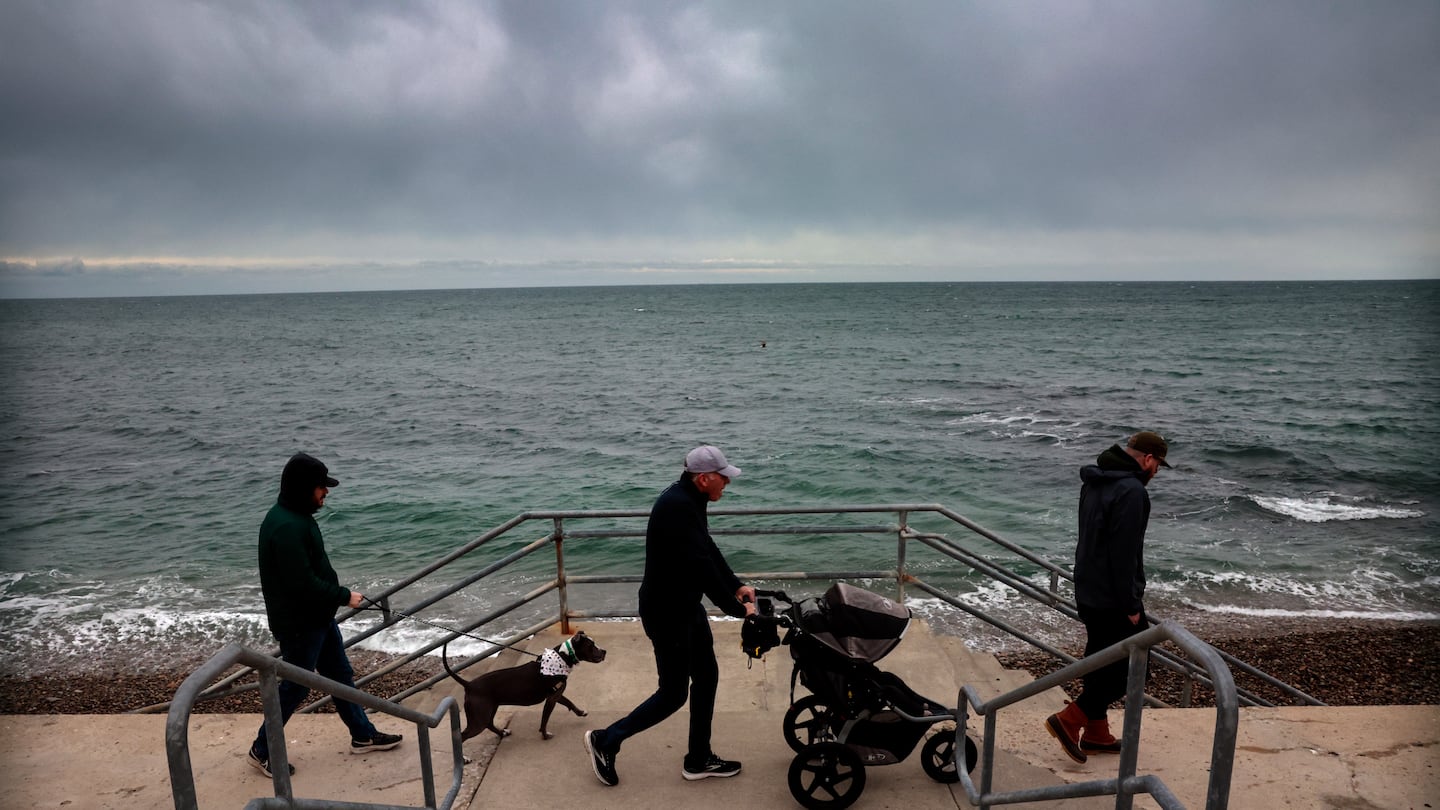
left=1153, top=566, right=1433, bottom=605
left=346, top=615, right=515, bottom=659
left=1180, top=602, right=1440, bottom=622
left=944, top=411, right=1089, bottom=445
left=1250, top=494, right=1424, bottom=522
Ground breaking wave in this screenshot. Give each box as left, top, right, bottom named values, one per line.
left=1250, top=494, right=1424, bottom=522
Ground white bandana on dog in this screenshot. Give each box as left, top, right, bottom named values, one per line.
left=539, top=647, right=572, bottom=677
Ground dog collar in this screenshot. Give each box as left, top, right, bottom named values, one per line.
left=539, top=647, right=572, bottom=677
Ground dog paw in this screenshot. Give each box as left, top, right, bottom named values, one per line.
left=499, top=729, right=512, bottom=738
left=575, top=709, right=588, bottom=717
left=541, top=731, right=554, bottom=740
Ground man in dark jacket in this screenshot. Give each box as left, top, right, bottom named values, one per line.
left=1046, top=431, right=1171, bottom=764
left=584, top=445, right=757, bottom=787
left=247, top=453, right=402, bottom=778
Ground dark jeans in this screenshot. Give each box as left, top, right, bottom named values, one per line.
left=251, top=620, right=379, bottom=758
left=1075, top=605, right=1150, bottom=721
left=594, top=609, right=719, bottom=764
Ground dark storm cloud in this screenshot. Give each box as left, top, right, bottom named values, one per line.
left=0, top=0, right=1436, bottom=283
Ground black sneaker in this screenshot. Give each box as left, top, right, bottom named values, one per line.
left=350, top=731, right=403, bottom=754
left=583, top=730, right=619, bottom=786
left=682, top=753, right=742, bottom=780
left=247, top=747, right=295, bottom=778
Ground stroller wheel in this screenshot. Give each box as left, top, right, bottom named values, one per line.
left=788, top=742, right=866, bottom=810
left=783, top=695, right=834, bottom=752
left=920, top=727, right=977, bottom=783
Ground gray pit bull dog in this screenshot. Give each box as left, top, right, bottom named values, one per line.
left=442, top=631, right=608, bottom=741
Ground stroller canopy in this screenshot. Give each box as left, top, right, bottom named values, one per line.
left=796, top=582, right=911, bottom=664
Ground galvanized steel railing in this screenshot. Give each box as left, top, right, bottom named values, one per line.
left=956, top=620, right=1239, bottom=810
left=162, top=502, right=1312, bottom=808
left=149, top=503, right=1319, bottom=717
left=165, top=642, right=465, bottom=810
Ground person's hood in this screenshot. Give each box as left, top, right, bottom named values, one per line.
left=1080, top=444, right=1149, bottom=485
left=277, top=452, right=336, bottom=515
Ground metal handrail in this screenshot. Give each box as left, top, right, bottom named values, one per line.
left=144, top=503, right=1317, bottom=717
left=956, top=620, right=1239, bottom=810
left=906, top=530, right=1323, bottom=707
left=165, top=642, right=465, bottom=810
left=160, top=502, right=1294, bottom=808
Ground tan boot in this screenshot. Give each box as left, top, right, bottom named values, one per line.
left=1081, top=715, right=1122, bottom=754
left=1043, top=701, right=1088, bottom=763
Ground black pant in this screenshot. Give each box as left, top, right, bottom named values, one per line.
left=252, top=621, right=379, bottom=758
left=596, top=609, right=719, bottom=764
left=1075, top=606, right=1149, bottom=720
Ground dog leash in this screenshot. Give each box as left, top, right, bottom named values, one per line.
left=356, top=596, right=541, bottom=659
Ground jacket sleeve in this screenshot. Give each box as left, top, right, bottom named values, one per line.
left=697, top=535, right=747, bottom=618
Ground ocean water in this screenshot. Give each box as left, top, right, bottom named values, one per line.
left=1, top=281, right=1437, bottom=674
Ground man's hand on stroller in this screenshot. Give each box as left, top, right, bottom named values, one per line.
left=736, top=584, right=757, bottom=615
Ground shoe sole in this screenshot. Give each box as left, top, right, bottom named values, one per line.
left=1044, top=716, right=1088, bottom=764
left=1081, top=743, right=1122, bottom=754
left=583, top=731, right=618, bottom=787
left=682, top=767, right=741, bottom=781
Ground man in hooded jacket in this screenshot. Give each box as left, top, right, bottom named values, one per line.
left=247, top=452, right=402, bottom=778
left=1045, top=431, right=1171, bottom=764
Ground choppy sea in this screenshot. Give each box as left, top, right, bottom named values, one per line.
left=1, top=281, right=1436, bottom=675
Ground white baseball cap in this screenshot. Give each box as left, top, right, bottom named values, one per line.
left=684, top=445, right=741, bottom=478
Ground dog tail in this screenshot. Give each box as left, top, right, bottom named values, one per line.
left=441, top=641, right=471, bottom=688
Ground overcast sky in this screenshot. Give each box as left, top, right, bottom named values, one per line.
left=1, top=1, right=1437, bottom=297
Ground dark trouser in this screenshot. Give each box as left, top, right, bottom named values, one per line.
left=1075, top=605, right=1149, bottom=721
left=594, top=609, right=718, bottom=764
left=252, top=620, right=379, bottom=758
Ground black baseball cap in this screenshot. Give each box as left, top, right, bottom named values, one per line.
left=1127, top=432, right=1171, bottom=467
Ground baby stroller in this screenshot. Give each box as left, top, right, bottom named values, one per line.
left=743, top=583, right=978, bottom=809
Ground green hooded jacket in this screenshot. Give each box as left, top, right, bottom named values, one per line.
left=258, top=501, right=350, bottom=635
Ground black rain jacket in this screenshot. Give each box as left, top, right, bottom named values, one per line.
left=1074, top=444, right=1151, bottom=614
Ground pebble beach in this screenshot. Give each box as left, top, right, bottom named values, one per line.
left=1, top=618, right=1435, bottom=715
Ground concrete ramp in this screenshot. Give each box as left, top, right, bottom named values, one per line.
left=468, top=619, right=1113, bottom=810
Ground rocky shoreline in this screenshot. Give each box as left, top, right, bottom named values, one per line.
left=995, top=621, right=1440, bottom=708
left=0, top=650, right=447, bottom=716
left=1, top=619, right=1436, bottom=714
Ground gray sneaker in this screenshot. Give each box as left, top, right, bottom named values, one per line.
left=584, top=730, right=619, bottom=786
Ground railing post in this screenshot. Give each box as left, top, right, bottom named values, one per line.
left=896, top=510, right=909, bottom=603
left=258, top=668, right=294, bottom=800
left=554, top=518, right=571, bottom=635
left=417, top=722, right=435, bottom=808
left=1115, top=644, right=1150, bottom=810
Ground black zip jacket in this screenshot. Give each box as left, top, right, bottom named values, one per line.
left=1074, top=444, right=1151, bottom=613
left=637, top=475, right=747, bottom=630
